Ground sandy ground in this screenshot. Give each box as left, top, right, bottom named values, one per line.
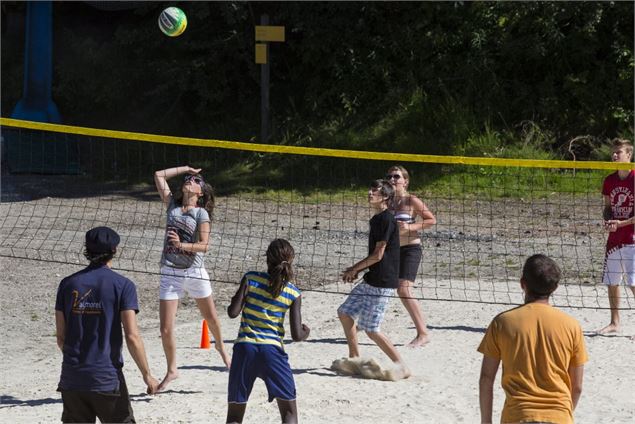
left=1, top=180, right=634, bottom=422
left=1, top=257, right=634, bottom=423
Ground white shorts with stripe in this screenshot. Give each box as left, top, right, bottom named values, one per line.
left=602, top=245, right=635, bottom=286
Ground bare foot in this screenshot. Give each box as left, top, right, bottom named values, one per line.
left=216, top=345, right=231, bottom=368
left=597, top=323, right=620, bottom=335
left=407, top=333, right=430, bottom=348
left=157, top=370, right=179, bottom=392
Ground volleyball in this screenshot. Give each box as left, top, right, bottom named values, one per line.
left=158, top=7, right=187, bottom=37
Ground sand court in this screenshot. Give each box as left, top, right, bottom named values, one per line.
left=1, top=255, right=634, bottom=423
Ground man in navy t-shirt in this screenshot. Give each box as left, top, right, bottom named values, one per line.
left=55, top=226, right=159, bottom=423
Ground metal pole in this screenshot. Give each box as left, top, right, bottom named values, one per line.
left=260, top=14, right=270, bottom=143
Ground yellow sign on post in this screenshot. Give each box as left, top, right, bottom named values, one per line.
left=255, top=25, right=285, bottom=42
left=255, top=43, right=267, bottom=64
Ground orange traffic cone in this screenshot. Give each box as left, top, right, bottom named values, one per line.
left=200, top=320, right=211, bottom=349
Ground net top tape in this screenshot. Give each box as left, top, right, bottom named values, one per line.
left=2, top=117, right=633, bottom=171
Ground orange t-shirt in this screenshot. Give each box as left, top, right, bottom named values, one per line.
left=478, top=303, right=588, bottom=424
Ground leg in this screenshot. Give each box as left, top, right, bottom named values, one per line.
left=195, top=295, right=231, bottom=367
left=365, top=330, right=402, bottom=363
left=94, top=372, right=135, bottom=423
left=60, top=391, right=97, bottom=423
left=365, top=331, right=411, bottom=380
left=276, top=399, right=298, bottom=424
left=226, top=403, right=247, bottom=424
left=397, top=280, right=430, bottom=347
left=158, top=299, right=180, bottom=391
left=598, top=285, right=621, bottom=334
left=338, top=312, right=360, bottom=358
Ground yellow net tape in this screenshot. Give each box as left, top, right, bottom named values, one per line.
left=1, top=117, right=632, bottom=170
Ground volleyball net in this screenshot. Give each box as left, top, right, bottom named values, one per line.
left=1, top=117, right=633, bottom=309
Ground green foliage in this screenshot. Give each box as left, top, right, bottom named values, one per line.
left=1, top=1, right=632, bottom=198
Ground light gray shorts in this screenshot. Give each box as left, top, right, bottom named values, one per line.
left=602, top=245, right=635, bottom=286
left=159, top=265, right=212, bottom=300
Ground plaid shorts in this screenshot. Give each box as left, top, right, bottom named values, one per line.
left=337, top=282, right=395, bottom=333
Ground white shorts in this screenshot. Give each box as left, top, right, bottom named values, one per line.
left=602, top=245, right=635, bottom=286
left=159, top=265, right=212, bottom=300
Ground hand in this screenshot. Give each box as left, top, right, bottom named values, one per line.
left=185, top=166, right=202, bottom=175
left=341, top=268, right=358, bottom=282
left=144, top=375, right=160, bottom=395
left=300, top=324, right=311, bottom=341
left=397, top=221, right=411, bottom=231
left=604, top=220, right=619, bottom=232
left=167, top=230, right=181, bottom=248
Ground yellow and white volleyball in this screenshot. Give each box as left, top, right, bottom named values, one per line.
left=158, top=7, right=187, bottom=37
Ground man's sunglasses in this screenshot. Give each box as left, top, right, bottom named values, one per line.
left=184, top=175, right=205, bottom=187
left=386, top=174, right=402, bottom=180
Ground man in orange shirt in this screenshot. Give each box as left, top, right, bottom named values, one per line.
left=478, top=254, right=587, bottom=424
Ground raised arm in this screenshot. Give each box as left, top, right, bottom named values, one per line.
left=121, top=310, right=159, bottom=395
left=154, top=166, right=201, bottom=205
left=341, top=241, right=387, bottom=282
left=479, top=355, right=500, bottom=424
left=289, top=296, right=310, bottom=341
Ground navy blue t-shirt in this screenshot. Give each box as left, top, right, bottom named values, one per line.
left=55, top=264, right=139, bottom=391
left=364, top=209, right=400, bottom=289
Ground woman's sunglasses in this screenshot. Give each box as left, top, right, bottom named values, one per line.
left=386, top=174, right=402, bottom=180
left=184, top=175, right=205, bottom=187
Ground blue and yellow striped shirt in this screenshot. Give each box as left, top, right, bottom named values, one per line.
left=235, top=271, right=301, bottom=348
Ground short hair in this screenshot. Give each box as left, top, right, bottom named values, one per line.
left=611, top=138, right=633, bottom=155
left=371, top=179, right=394, bottom=203
left=386, top=165, right=410, bottom=181
left=522, top=254, right=561, bottom=298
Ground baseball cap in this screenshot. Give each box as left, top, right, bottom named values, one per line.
left=85, top=226, right=120, bottom=253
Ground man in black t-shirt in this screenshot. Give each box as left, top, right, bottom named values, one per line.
left=55, top=227, right=159, bottom=423
left=336, top=180, right=409, bottom=379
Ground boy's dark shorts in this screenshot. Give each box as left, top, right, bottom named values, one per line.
left=399, top=244, right=422, bottom=281
left=228, top=342, right=296, bottom=403
left=59, top=372, right=135, bottom=423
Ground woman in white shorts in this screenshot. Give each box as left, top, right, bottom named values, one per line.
left=154, top=165, right=231, bottom=391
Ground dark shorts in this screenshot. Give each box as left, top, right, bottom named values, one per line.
left=59, top=371, right=135, bottom=423
left=228, top=342, right=296, bottom=404
left=399, top=244, right=422, bottom=281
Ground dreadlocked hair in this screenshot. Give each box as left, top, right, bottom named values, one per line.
left=266, top=238, right=295, bottom=298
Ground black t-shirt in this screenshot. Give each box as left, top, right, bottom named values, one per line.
left=363, top=209, right=400, bottom=289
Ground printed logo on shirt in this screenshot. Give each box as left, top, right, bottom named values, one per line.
left=165, top=216, right=196, bottom=257
left=610, top=186, right=634, bottom=219
left=71, top=289, right=103, bottom=314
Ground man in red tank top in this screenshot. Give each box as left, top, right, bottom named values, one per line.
left=598, top=139, right=635, bottom=335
